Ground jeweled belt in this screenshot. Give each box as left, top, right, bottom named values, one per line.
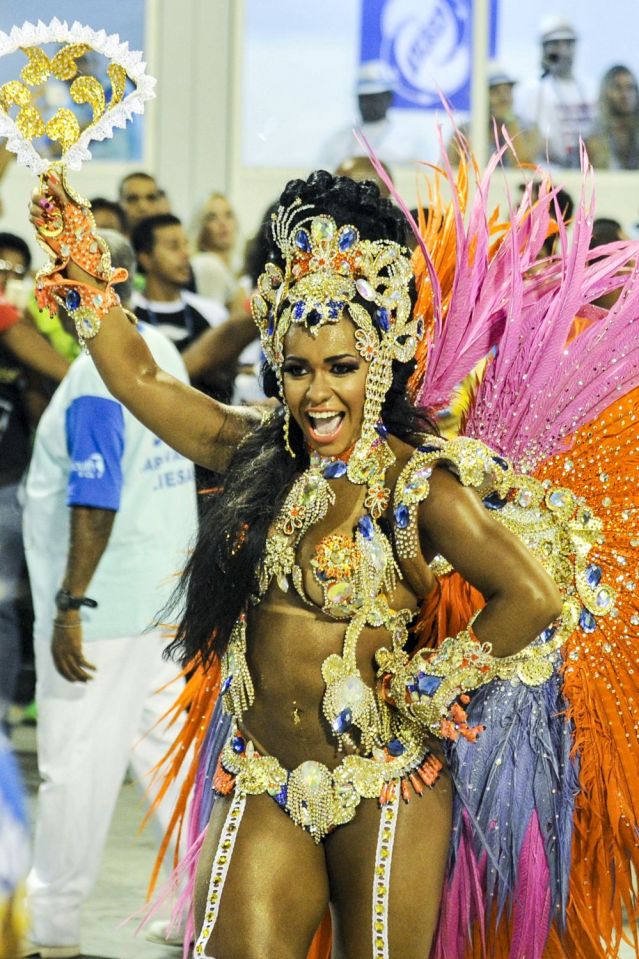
left=219, top=728, right=442, bottom=842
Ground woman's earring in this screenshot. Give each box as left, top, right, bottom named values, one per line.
left=283, top=404, right=295, bottom=458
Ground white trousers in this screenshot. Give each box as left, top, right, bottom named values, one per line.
left=26, top=630, right=185, bottom=946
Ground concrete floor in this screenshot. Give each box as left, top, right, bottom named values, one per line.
left=14, top=724, right=179, bottom=959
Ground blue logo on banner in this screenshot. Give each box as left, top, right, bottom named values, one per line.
left=361, top=0, right=490, bottom=111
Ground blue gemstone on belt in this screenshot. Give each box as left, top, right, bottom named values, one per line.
left=332, top=708, right=353, bottom=734
left=324, top=460, right=347, bottom=479
left=540, top=626, right=556, bottom=643
left=394, top=504, right=410, bottom=529
left=220, top=675, right=233, bottom=694
left=375, top=422, right=388, bottom=437
left=231, top=735, right=245, bottom=753
left=358, top=514, right=374, bottom=540
left=585, top=563, right=602, bottom=588
left=386, top=738, right=405, bottom=757
left=273, top=783, right=288, bottom=807
left=65, top=289, right=81, bottom=311
left=483, top=492, right=507, bottom=510
left=579, top=609, right=597, bottom=633
left=416, top=672, right=443, bottom=696
left=418, top=444, right=440, bottom=454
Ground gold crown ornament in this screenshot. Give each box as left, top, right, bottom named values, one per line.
left=0, top=18, right=155, bottom=173
left=251, top=199, right=423, bottom=470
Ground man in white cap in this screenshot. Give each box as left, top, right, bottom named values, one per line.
left=515, top=16, right=596, bottom=168
left=447, top=62, right=539, bottom=166
left=318, top=59, right=430, bottom=169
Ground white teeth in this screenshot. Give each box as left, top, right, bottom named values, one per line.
left=309, top=410, right=341, bottom=419
left=309, top=413, right=343, bottom=436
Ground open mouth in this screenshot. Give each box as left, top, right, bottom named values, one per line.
left=306, top=410, right=345, bottom=443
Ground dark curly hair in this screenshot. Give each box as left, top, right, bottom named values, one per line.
left=165, top=171, right=437, bottom=667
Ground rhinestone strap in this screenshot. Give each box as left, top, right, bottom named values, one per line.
left=193, top=790, right=246, bottom=957
left=372, top=787, right=400, bottom=959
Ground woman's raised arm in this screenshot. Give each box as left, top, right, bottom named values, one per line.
left=29, top=176, right=259, bottom=472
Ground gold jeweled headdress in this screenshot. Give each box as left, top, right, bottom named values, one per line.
left=0, top=18, right=155, bottom=174
left=251, top=198, right=422, bottom=465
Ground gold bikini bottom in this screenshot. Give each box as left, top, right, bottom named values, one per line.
left=214, top=724, right=443, bottom=843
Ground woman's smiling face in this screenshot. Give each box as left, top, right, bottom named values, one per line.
left=282, top=316, right=370, bottom=457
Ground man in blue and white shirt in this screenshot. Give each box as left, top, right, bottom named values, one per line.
left=21, top=232, right=198, bottom=957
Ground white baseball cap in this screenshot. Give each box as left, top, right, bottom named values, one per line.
left=488, top=62, right=516, bottom=87
left=356, top=60, right=397, bottom=95
left=540, top=16, right=577, bottom=43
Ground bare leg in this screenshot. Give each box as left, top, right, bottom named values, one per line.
left=195, top=792, right=330, bottom=959
left=325, top=769, right=453, bottom=959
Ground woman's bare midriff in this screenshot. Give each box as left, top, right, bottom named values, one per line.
left=240, top=586, right=417, bottom=771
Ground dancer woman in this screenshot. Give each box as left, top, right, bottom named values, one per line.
left=30, top=159, right=638, bottom=959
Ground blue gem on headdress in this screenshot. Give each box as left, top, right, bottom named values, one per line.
left=394, top=504, right=410, bottom=529
left=483, top=492, right=507, bottom=510
left=492, top=455, right=509, bottom=472
left=65, top=289, right=81, bottom=312
left=307, top=309, right=321, bottom=326
left=332, top=708, right=353, bottom=734
left=220, top=675, right=233, bottom=695
left=418, top=444, right=440, bottom=454
left=266, top=311, right=275, bottom=335
left=324, top=459, right=347, bottom=479
left=386, top=738, right=405, bottom=757
left=358, top=514, right=374, bottom=540
left=579, top=609, right=597, bottom=633
left=295, top=229, right=311, bottom=252
left=416, top=672, right=443, bottom=697
left=375, top=422, right=388, bottom=437
left=374, top=307, right=390, bottom=332
left=585, top=563, right=602, bottom=588
left=327, top=298, right=344, bottom=319
left=293, top=300, right=305, bottom=319
left=540, top=626, right=556, bottom=643
left=231, top=735, right=246, bottom=753
left=338, top=226, right=358, bottom=251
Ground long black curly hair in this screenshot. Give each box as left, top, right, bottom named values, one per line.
left=165, top=171, right=437, bottom=668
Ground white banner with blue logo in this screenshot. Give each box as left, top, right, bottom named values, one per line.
left=360, top=0, right=498, bottom=111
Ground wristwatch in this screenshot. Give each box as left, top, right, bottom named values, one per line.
left=54, top=588, right=98, bottom=612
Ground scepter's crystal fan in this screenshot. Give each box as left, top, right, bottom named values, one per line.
left=0, top=18, right=156, bottom=173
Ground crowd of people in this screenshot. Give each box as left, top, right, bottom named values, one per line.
left=444, top=16, right=639, bottom=170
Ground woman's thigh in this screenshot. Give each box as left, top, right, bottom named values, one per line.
left=325, top=769, right=453, bottom=959
left=195, top=792, right=330, bottom=959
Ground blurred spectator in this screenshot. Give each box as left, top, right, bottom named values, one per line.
left=21, top=229, right=197, bottom=959
left=191, top=193, right=242, bottom=306
left=519, top=181, right=574, bottom=258
left=319, top=60, right=428, bottom=168
left=117, top=172, right=164, bottom=235
left=131, top=213, right=248, bottom=400
left=335, top=156, right=393, bottom=198
left=516, top=17, right=595, bottom=168
left=590, top=217, right=628, bottom=309
left=0, top=729, right=29, bottom=957
left=447, top=64, right=539, bottom=166
left=90, top=197, right=128, bottom=234
left=587, top=66, right=639, bottom=170
left=0, top=236, right=70, bottom=730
